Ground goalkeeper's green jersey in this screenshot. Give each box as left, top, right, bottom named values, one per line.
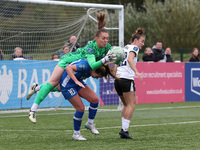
left=58, top=40, right=111, bottom=70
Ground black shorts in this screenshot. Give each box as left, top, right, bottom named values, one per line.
left=114, top=78, right=136, bottom=96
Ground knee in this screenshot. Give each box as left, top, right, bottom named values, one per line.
left=91, top=96, right=99, bottom=103
left=76, top=105, right=85, bottom=112
left=131, top=104, right=135, bottom=110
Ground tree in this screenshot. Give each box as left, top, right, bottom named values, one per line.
left=124, top=0, right=200, bottom=52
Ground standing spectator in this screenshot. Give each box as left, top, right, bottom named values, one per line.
left=0, top=49, right=4, bottom=60
left=51, top=53, right=60, bottom=61
left=56, top=45, right=70, bottom=58
left=189, top=48, right=200, bottom=62
left=165, top=47, right=173, bottom=62
left=152, top=41, right=165, bottom=62
left=142, top=47, right=155, bottom=62
left=65, top=35, right=80, bottom=52
left=9, top=47, right=33, bottom=60
left=114, top=28, right=144, bottom=139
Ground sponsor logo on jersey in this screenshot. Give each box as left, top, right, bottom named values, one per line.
left=78, top=65, right=85, bottom=70
left=191, top=68, right=200, bottom=95
left=88, top=47, right=93, bottom=54
left=133, top=47, right=138, bottom=51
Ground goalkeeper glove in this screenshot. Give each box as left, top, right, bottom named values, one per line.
left=101, top=50, right=117, bottom=64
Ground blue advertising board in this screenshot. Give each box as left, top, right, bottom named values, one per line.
left=0, top=60, right=99, bottom=110
left=185, top=63, right=200, bottom=101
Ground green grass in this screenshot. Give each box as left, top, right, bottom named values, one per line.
left=0, top=101, right=200, bottom=150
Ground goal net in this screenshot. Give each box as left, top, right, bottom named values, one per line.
left=0, top=0, right=124, bottom=111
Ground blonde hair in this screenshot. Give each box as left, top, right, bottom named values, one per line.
left=14, top=47, right=22, bottom=52
left=144, top=47, right=151, bottom=53
left=0, top=49, right=4, bottom=55
left=191, top=48, right=200, bottom=59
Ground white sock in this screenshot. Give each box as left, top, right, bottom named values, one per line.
left=35, top=85, right=40, bottom=92
left=87, top=119, right=94, bottom=125
left=74, top=130, right=80, bottom=135
left=122, top=117, right=124, bottom=124
left=122, top=119, right=130, bottom=132
left=31, top=103, right=38, bottom=112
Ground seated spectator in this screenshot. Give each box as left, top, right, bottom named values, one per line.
left=152, top=41, right=165, bottom=62
left=82, top=40, right=90, bottom=47
left=142, top=47, right=155, bottom=62
left=64, top=35, right=80, bottom=52
left=9, top=47, right=33, bottom=60
left=165, top=47, right=173, bottom=62
left=56, top=45, right=70, bottom=58
left=51, top=53, right=60, bottom=61
left=189, top=48, right=200, bottom=62
left=0, top=49, right=4, bottom=60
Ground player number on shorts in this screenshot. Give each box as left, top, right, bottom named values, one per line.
left=68, top=88, right=76, bottom=96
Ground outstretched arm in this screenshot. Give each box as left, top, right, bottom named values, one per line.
left=86, top=54, right=103, bottom=70
left=87, top=52, right=118, bottom=70
left=65, top=65, right=85, bottom=88
left=127, top=52, right=143, bottom=81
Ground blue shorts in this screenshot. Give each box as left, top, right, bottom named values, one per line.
left=61, top=80, right=87, bottom=100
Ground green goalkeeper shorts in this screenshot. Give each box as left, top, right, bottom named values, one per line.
left=57, top=57, right=69, bottom=69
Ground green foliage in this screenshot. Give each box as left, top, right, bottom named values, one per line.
left=124, top=0, right=200, bottom=52
left=0, top=102, right=200, bottom=149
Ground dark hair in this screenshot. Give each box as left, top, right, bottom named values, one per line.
left=62, top=45, right=70, bottom=50
left=95, top=12, right=108, bottom=37
left=51, top=53, right=60, bottom=60
left=156, top=41, right=162, bottom=44
left=130, top=28, right=145, bottom=43
left=95, top=64, right=119, bottom=80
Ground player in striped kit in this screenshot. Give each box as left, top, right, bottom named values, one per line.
left=114, top=28, right=145, bottom=139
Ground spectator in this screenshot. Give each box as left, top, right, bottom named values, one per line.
left=189, top=48, right=200, bottom=62
left=51, top=53, right=60, bottom=61
left=0, top=49, right=4, bottom=60
left=142, top=47, right=155, bottom=62
left=82, top=40, right=91, bottom=47
left=152, top=41, right=165, bottom=62
left=65, top=35, right=80, bottom=52
left=165, top=47, right=173, bottom=62
left=9, top=47, right=33, bottom=60
left=56, top=45, right=70, bottom=58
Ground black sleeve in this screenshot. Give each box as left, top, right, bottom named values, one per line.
left=142, top=53, right=155, bottom=62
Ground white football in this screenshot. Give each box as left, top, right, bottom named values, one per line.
left=111, top=46, right=126, bottom=62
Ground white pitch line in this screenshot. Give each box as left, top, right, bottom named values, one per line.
left=1, top=105, right=200, bottom=118
left=1, top=105, right=200, bottom=115
left=0, top=121, right=199, bottom=133
left=136, top=105, right=200, bottom=110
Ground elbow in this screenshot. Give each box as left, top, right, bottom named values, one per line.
left=127, top=58, right=132, bottom=64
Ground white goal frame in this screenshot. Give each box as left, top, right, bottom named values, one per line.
left=8, top=0, right=124, bottom=47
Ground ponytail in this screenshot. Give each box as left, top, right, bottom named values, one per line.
left=129, top=28, right=145, bottom=43
left=95, top=12, right=108, bottom=37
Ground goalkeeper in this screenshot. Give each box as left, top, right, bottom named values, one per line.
left=29, top=59, right=118, bottom=140
left=28, top=12, right=118, bottom=123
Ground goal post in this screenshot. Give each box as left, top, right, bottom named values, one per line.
left=0, top=0, right=124, bottom=111
left=1, top=0, right=124, bottom=60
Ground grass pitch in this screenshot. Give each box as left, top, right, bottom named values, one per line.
left=0, top=101, right=200, bottom=150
